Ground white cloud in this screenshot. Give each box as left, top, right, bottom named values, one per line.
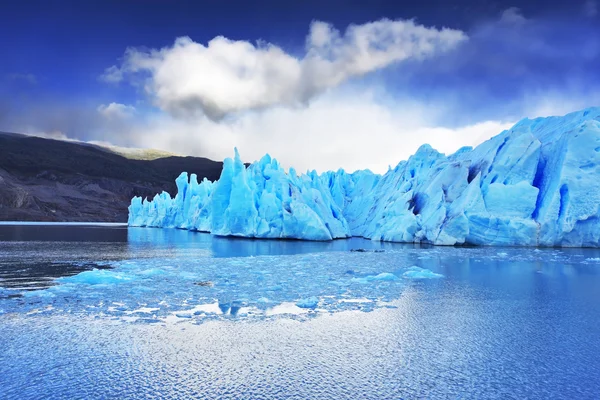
left=89, top=16, right=598, bottom=175
left=86, top=86, right=597, bottom=174
left=27, top=130, right=71, bottom=141
left=99, top=65, right=123, bottom=83
left=97, top=102, right=136, bottom=119
left=44, top=88, right=600, bottom=175
left=102, top=19, right=467, bottom=120
left=99, top=90, right=513, bottom=174
left=521, top=90, right=600, bottom=119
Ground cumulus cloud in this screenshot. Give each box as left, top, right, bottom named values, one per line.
left=97, top=102, right=136, bottom=119
left=9, top=15, right=597, bottom=176
left=17, top=89, right=596, bottom=175
left=92, top=89, right=513, bottom=173
left=102, top=19, right=467, bottom=120
left=88, top=79, right=600, bottom=174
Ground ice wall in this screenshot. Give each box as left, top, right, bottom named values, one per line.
left=130, top=149, right=351, bottom=240
left=129, top=107, right=600, bottom=247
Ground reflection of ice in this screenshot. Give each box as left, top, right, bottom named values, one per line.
left=126, top=227, right=410, bottom=258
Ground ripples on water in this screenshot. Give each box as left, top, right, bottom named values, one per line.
left=1, top=224, right=599, bottom=399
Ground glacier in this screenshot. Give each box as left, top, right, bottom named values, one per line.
left=129, top=107, right=600, bottom=247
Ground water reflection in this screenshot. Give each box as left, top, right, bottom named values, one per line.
left=126, top=226, right=424, bottom=258
left=0, top=223, right=128, bottom=242
left=2, top=224, right=600, bottom=307
left=2, top=224, right=417, bottom=293
left=2, top=225, right=600, bottom=399
left=0, top=262, right=114, bottom=292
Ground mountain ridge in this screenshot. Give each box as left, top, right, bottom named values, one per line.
left=0, top=132, right=224, bottom=222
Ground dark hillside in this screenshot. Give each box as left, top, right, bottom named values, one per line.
left=0, top=132, right=223, bottom=222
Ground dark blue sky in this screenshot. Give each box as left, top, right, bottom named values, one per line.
left=1, top=0, right=599, bottom=170
left=2, top=0, right=596, bottom=105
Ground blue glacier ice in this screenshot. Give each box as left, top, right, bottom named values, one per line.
left=129, top=108, right=600, bottom=247
left=296, top=297, right=319, bottom=309
left=351, top=272, right=399, bottom=284
left=402, top=266, right=444, bottom=279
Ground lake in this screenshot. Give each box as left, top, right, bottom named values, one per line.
left=1, top=223, right=599, bottom=399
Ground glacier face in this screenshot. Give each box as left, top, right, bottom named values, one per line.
left=129, top=107, right=600, bottom=247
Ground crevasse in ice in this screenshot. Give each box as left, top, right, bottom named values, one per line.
left=129, top=107, right=600, bottom=247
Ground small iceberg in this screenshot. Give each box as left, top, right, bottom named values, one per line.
left=58, top=269, right=133, bottom=285
left=352, top=272, right=398, bottom=284
left=296, top=297, right=319, bottom=309
left=402, top=266, right=443, bottom=279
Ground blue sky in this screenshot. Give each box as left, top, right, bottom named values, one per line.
left=1, top=0, right=599, bottom=172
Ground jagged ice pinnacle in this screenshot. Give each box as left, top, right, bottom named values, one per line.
left=129, top=107, right=600, bottom=247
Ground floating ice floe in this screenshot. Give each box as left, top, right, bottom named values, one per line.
left=402, top=266, right=444, bottom=279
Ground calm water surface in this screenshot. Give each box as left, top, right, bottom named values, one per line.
left=0, top=223, right=599, bottom=399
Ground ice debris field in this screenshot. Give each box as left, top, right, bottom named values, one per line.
left=0, top=239, right=450, bottom=322
left=130, top=108, right=600, bottom=247
left=5, top=236, right=595, bottom=324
